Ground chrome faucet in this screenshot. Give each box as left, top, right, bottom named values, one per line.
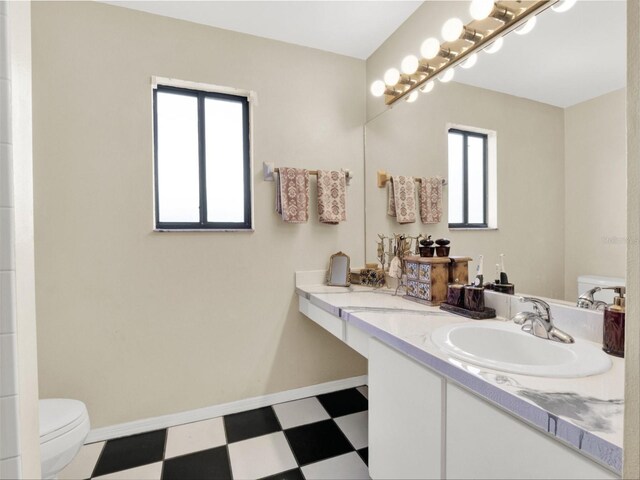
left=512, top=297, right=574, bottom=343
left=576, top=287, right=607, bottom=310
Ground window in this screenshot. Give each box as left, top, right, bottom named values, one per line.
left=153, top=85, right=251, bottom=230
left=448, top=128, right=488, bottom=228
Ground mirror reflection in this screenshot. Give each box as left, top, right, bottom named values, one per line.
left=365, top=1, right=627, bottom=302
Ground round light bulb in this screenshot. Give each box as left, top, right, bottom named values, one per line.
left=441, top=17, right=463, bottom=42
left=515, top=16, right=537, bottom=35
left=405, top=91, right=419, bottom=103
left=370, top=80, right=386, bottom=97
left=484, top=36, right=504, bottom=54
left=439, top=68, right=455, bottom=83
left=383, top=68, right=400, bottom=86
left=420, top=37, right=441, bottom=60
left=420, top=80, right=435, bottom=94
left=469, top=0, right=494, bottom=21
left=401, top=55, right=419, bottom=75
left=552, top=0, right=577, bottom=13
left=461, top=53, right=478, bottom=69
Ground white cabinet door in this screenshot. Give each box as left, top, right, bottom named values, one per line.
left=446, top=383, right=618, bottom=479
left=369, top=338, right=444, bottom=479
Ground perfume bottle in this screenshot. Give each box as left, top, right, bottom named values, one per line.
left=603, top=286, right=625, bottom=357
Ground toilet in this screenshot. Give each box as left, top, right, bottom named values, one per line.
left=578, top=275, right=625, bottom=304
left=39, top=399, right=90, bottom=479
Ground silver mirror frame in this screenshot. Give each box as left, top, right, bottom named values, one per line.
left=327, top=251, right=351, bottom=287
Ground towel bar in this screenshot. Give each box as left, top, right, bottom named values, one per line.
left=377, top=170, right=447, bottom=188
left=263, top=162, right=352, bottom=185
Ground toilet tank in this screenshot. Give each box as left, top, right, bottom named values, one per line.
left=577, top=275, right=625, bottom=304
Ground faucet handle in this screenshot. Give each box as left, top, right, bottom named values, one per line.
left=519, top=296, right=551, bottom=319
left=577, top=286, right=601, bottom=308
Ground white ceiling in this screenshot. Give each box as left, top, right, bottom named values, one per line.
left=102, top=0, right=626, bottom=108
left=101, top=1, right=423, bottom=60
left=454, top=0, right=627, bottom=108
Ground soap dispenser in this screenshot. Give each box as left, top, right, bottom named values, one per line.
left=603, top=286, right=625, bottom=357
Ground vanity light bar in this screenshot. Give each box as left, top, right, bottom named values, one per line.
left=381, top=0, right=559, bottom=106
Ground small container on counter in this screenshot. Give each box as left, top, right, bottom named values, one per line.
left=492, top=282, right=515, bottom=295
left=419, top=246, right=435, bottom=257
left=446, top=281, right=465, bottom=307
left=603, top=286, right=625, bottom=357
left=419, top=236, right=435, bottom=257
left=464, top=286, right=485, bottom=312
left=435, top=238, right=450, bottom=257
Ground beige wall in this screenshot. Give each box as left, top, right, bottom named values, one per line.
left=32, top=1, right=366, bottom=428
left=364, top=82, right=566, bottom=299
left=624, top=1, right=640, bottom=477
left=564, top=89, right=627, bottom=301
left=366, top=1, right=469, bottom=122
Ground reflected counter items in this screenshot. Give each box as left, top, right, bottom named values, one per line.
left=403, top=256, right=471, bottom=306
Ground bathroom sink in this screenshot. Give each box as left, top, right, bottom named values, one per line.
left=431, top=321, right=612, bottom=378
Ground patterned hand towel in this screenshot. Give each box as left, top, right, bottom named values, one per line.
left=317, top=170, right=347, bottom=224
left=419, top=176, right=443, bottom=224
left=387, top=175, right=416, bottom=224
left=276, top=167, right=310, bottom=223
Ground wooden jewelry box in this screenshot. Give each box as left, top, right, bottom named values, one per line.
left=403, top=256, right=472, bottom=306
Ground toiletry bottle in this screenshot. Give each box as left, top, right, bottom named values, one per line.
left=603, top=287, right=625, bottom=357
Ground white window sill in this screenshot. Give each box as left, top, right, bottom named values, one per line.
left=153, top=228, right=255, bottom=233
left=448, top=227, right=498, bottom=231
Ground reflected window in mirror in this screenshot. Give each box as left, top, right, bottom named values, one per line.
left=448, top=127, right=496, bottom=229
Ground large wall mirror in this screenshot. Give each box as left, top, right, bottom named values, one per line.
left=364, top=0, right=627, bottom=302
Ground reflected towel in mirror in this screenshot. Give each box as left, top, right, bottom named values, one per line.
left=419, top=176, right=443, bottom=224
left=387, top=175, right=416, bottom=224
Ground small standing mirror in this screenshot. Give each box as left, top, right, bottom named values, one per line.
left=327, top=251, right=351, bottom=287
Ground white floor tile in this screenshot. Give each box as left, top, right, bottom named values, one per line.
left=58, top=442, right=104, bottom=480
left=356, top=385, right=368, bottom=399
left=92, top=461, right=162, bottom=480
left=334, top=411, right=368, bottom=450
left=228, top=431, right=297, bottom=480
left=165, top=417, right=226, bottom=459
left=273, top=397, right=330, bottom=429
left=302, top=452, right=370, bottom=480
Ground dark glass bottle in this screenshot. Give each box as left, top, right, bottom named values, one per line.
left=603, top=287, right=625, bottom=357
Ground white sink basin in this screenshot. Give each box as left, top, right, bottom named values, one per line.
left=431, top=321, right=612, bottom=378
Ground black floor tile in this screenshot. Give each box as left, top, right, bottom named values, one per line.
left=224, top=406, right=282, bottom=443
left=92, top=429, right=166, bottom=477
left=357, top=447, right=368, bottom=466
left=284, top=419, right=354, bottom=466
left=260, top=467, right=305, bottom=480
left=162, top=446, right=231, bottom=480
left=317, top=388, right=368, bottom=418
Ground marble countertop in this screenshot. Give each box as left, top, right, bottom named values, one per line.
left=296, top=283, right=624, bottom=474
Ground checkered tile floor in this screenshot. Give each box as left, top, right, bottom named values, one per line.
left=59, top=386, right=369, bottom=480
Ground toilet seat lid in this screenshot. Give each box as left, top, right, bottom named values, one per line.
left=39, top=399, right=88, bottom=443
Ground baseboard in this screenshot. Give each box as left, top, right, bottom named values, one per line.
left=86, top=375, right=367, bottom=444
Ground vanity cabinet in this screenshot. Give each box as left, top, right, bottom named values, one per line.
left=298, top=292, right=620, bottom=479
left=446, top=384, right=617, bottom=479
left=369, top=338, right=443, bottom=479
left=367, top=339, right=618, bottom=480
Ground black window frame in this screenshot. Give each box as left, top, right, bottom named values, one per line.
left=153, top=85, right=252, bottom=231
left=447, top=128, right=489, bottom=229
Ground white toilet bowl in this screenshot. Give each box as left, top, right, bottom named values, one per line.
left=39, top=399, right=90, bottom=479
